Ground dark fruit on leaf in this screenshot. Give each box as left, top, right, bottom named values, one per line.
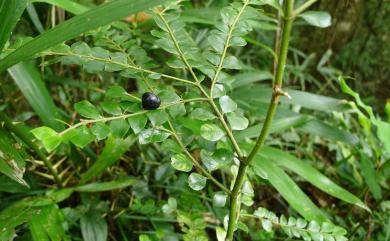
left=142, top=92, right=161, bottom=110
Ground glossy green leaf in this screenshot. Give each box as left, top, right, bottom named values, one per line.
left=171, top=153, right=193, bottom=172
left=223, top=56, right=241, bottom=69
left=81, top=135, right=135, bottom=183
left=101, top=101, right=122, bottom=115
left=109, top=119, right=130, bottom=138
left=31, top=126, right=62, bottom=152
left=227, top=112, right=249, bottom=130
left=128, top=115, right=148, bottom=134
left=188, top=173, right=207, bottom=191
left=106, top=85, right=128, bottom=99
left=261, top=147, right=369, bottom=211
left=91, top=122, right=110, bottom=140
left=0, top=0, right=166, bottom=72
left=200, top=123, right=225, bottom=142
left=69, top=125, right=94, bottom=148
left=219, top=95, right=237, bottom=113
left=75, top=100, right=102, bottom=119
left=201, top=149, right=233, bottom=172
left=300, top=11, right=332, bottom=28
left=213, top=192, right=227, bottom=207
left=139, top=129, right=170, bottom=144
left=190, top=108, right=216, bottom=121
left=147, top=110, right=168, bottom=126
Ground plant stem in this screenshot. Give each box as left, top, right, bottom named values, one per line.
left=225, top=1, right=295, bottom=240
left=0, top=111, right=63, bottom=187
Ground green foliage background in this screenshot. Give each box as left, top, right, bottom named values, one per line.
left=0, top=0, right=389, bottom=241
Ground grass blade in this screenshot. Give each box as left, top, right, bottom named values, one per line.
left=81, top=135, right=136, bottom=183
left=252, top=153, right=329, bottom=223
left=0, top=0, right=166, bottom=72
left=7, top=62, right=64, bottom=130
left=298, top=119, right=359, bottom=145
left=0, top=0, right=28, bottom=53
left=30, top=0, right=89, bottom=15
left=360, top=153, right=382, bottom=200
left=262, top=146, right=370, bottom=211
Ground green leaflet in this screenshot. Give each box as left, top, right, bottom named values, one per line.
left=261, top=147, right=369, bottom=211
left=0, top=0, right=166, bottom=72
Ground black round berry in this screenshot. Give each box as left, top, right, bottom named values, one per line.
left=142, top=92, right=161, bottom=110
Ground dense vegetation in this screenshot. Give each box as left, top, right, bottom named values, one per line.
left=0, top=0, right=389, bottom=241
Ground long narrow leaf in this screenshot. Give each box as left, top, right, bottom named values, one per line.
left=298, top=119, right=359, bottom=145
left=0, top=0, right=28, bottom=53
left=261, top=146, right=370, bottom=211
left=0, top=128, right=28, bottom=186
left=7, top=62, right=64, bottom=130
left=251, top=154, right=329, bottom=223
left=30, top=0, right=89, bottom=15
left=0, top=0, right=166, bottom=72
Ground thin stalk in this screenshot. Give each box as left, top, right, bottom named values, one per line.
left=166, top=119, right=230, bottom=194
left=0, top=111, right=63, bottom=187
left=292, top=0, right=318, bottom=17
left=60, top=98, right=208, bottom=136
left=2, top=47, right=195, bottom=86
left=225, top=1, right=295, bottom=240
